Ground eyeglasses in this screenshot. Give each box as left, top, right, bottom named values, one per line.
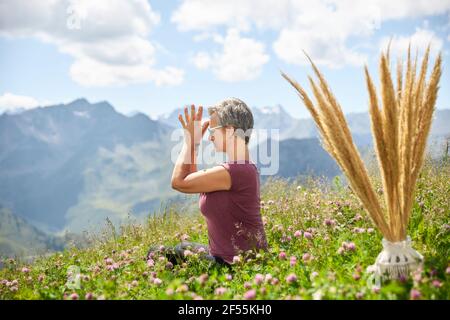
left=207, top=125, right=223, bottom=135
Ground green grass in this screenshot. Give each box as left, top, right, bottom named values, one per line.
left=1, top=157, right=449, bottom=300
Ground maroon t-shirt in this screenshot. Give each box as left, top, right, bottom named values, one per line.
left=199, top=160, right=268, bottom=264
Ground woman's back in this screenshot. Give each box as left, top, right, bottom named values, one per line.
left=199, top=160, right=268, bottom=264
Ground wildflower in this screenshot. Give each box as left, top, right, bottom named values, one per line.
left=176, top=284, right=189, bottom=293
left=353, top=273, right=361, bottom=281
left=367, top=228, right=375, bottom=233
left=264, top=274, right=273, bottom=283
left=324, top=218, right=335, bottom=226
left=183, top=249, right=193, bottom=257
left=337, top=247, right=345, bottom=255
left=38, top=274, right=45, bottom=282
left=85, top=292, right=94, bottom=300
left=267, top=200, right=275, bottom=205
left=310, top=271, right=319, bottom=280
left=244, top=289, right=256, bottom=300
left=432, top=280, right=442, bottom=288
left=147, top=259, right=155, bottom=267
left=294, top=230, right=302, bottom=238
left=341, top=241, right=356, bottom=252
left=166, top=288, right=174, bottom=295
left=70, top=293, right=79, bottom=300
left=262, top=216, right=268, bottom=225
left=105, top=258, right=114, bottom=265
left=302, top=253, right=311, bottom=262
left=215, top=287, right=227, bottom=295
left=410, top=289, right=421, bottom=300
left=278, top=251, right=287, bottom=260
left=446, top=266, right=450, bottom=275
left=198, top=274, right=208, bottom=285
left=372, top=286, right=380, bottom=294
left=271, top=278, right=279, bottom=285
left=356, top=292, right=364, bottom=300
left=131, top=280, right=139, bottom=287
left=312, top=289, right=323, bottom=300
left=181, top=234, right=190, bottom=241
left=197, top=247, right=206, bottom=254
left=244, top=281, right=252, bottom=289
left=254, top=274, right=264, bottom=285
left=225, top=274, right=233, bottom=281
left=232, top=256, right=241, bottom=264
left=353, top=227, right=365, bottom=234
left=303, top=232, right=313, bottom=240
left=286, top=273, right=297, bottom=284
left=165, top=262, right=173, bottom=270
left=413, top=271, right=422, bottom=283
left=21, top=267, right=30, bottom=273
left=153, top=278, right=163, bottom=286
left=290, top=256, right=297, bottom=266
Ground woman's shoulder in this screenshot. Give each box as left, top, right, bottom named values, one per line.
left=221, top=160, right=258, bottom=174
left=220, top=160, right=259, bottom=191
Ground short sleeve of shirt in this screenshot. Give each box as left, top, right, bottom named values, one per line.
left=219, top=162, right=239, bottom=192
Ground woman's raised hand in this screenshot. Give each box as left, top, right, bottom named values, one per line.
left=178, top=105, right=209, bottom=146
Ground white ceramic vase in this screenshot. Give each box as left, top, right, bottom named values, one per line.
left=371, top=236, right=424, bottom=280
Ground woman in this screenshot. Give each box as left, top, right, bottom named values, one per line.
left=148, top=98, right=268, bottom=266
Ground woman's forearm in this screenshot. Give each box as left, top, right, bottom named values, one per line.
left=171, top=142, right=199, bottom=186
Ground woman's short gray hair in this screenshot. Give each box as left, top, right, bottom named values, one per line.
left=207, top=98, right=254, bottom=144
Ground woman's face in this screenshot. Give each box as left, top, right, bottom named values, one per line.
left=208, top=113, right=233, bottom=152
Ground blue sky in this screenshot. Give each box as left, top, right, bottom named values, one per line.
left=0, top=0, right=449, bottom=120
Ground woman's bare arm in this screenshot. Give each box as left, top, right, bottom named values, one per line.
left=171, top=105, right=231, bottom=193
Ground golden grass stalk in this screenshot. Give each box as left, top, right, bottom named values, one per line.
left=282, top=46, right=441, bottom=242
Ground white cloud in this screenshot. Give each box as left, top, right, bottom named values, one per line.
left=0, top=92, right=48, bottom=114
left=172, top=0, right=290, bottom=32
left=0, top=0, right=184, bottom=87
left=379, top=28, right=444, bottom=60
left=173, top=0, right=450, bottom=68
left=192, top=29, right=269, bottom=82
left=273, top=28, right=367, bottom=68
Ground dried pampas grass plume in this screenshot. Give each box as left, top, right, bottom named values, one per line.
left=282, top=44, right=442, bottom=279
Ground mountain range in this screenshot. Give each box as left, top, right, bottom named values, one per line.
left=0, top=99, right=448, bottom=257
